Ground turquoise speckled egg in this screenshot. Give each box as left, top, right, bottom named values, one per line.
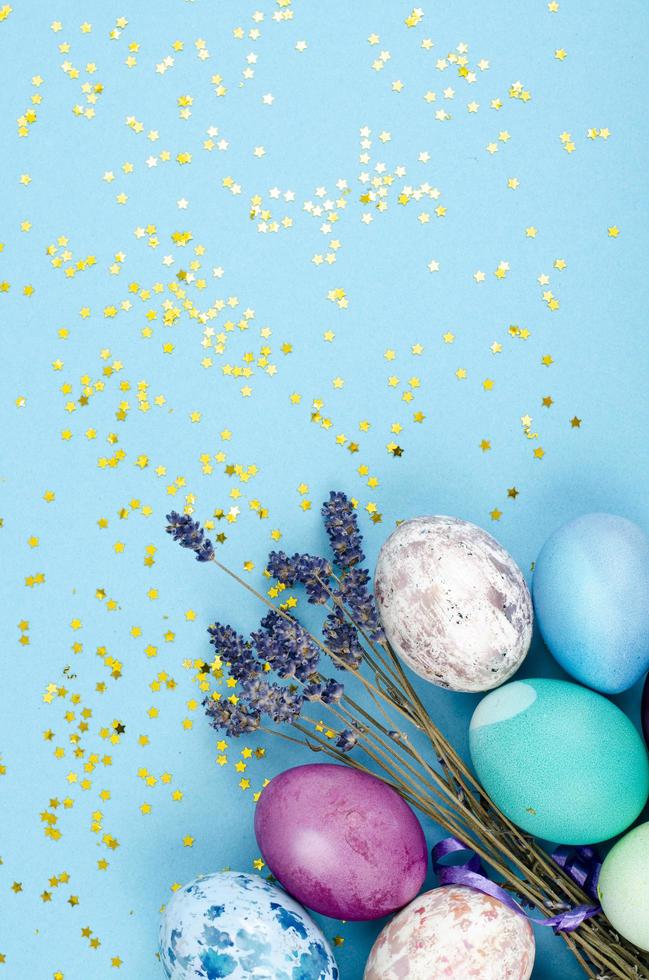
left=598, top=822, right=649, bottom=951
left=159, top=871, right=339, bottom=979
left=469, top=678, right=649, bottom=844
left=532, top=513, right=649, bottom=693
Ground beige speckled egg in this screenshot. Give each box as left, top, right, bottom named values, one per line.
left=374, top=516, right=532, bottom=692
left=363, top=885, right=535, bottom=980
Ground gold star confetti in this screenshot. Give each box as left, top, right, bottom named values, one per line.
left=0, top=5, right=622, bottom=974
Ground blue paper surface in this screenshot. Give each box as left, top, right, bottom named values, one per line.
left=1, top=1, right=648, bottom=977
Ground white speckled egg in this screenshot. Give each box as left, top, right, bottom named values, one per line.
left=598, top=822, right=649, bottom=950
left=363, top=885, right=535, bottom=980
left=374, top=516, right=532, bottom=692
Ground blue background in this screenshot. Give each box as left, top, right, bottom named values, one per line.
left=1, top=1, right=648, bottom=977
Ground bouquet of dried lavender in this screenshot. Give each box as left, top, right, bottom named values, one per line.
left=166, top=492, right=649, bottom=980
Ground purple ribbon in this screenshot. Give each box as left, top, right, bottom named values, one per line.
left=432, top=837, right=601, bottom=933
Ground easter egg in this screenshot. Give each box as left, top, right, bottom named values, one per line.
left=363, top=885, right=535, bottom=980
left=470, top=678, right=649, bottom=844
left=598, top=822, right=649, bottom=950
left=374, top=516, right=532, bottom=692
left=159, top=870, right=339, bottom=979
left=532, top=513, right=649, bottom=693
left=254, top=763, right=427, bottom=921
left=642, top=673, right=649, bottom=746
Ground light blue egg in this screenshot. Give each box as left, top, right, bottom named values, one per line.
left=469, top=678, right=649, bottom=844
left=532, top=513, right=649, bottom=693
left=159, top=871, right=339, bottom=980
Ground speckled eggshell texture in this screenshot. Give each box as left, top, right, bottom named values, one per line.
left=363, top=884, right=535, bottom=980
left=598, top=822, right=649, bottom=951
left=159, top=871, right=339, bottom=980
left=374, top=516, right=532, bottom=692
left=470, top=678, right=649, bottom=844
left=254, top=763, right=427, bottom=921
left=532, top=513, right=649, bottom=693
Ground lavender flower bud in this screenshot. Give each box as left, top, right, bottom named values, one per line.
left=321, top=491, right=365, bottom=569
left=267, top=551, right=332, bottom=604
left=323, top=611, right=363, bottom=670
left=166, top=511, right=215, bottom=562
left=336, top=728, right=358, bottom=752
left=321, top=679, right=345, bottom=704
left=267, top=685, right=303, bottom=725
left=208, top=623, right=257, bottom=681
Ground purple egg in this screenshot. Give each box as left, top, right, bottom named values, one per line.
left=642, top=674, right=649, bottom=747
left=254, top=763, right=427, bottom=921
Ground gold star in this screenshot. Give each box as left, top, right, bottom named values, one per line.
left=570, top=416, right=582, bottom=428
left=507, top=487, right=519, bottom=499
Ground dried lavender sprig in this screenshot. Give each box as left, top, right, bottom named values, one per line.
left=321, top=490, right=365, bottom=568
left=266, top=551, right=332, bottom=604
left=166, top=511, right=214, bottom=562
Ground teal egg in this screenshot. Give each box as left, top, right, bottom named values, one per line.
left=469, top=678, right=649, bottom=844
left=532, top=513, right=649, bottom=693
left=598, top=822, right=649, bottom=951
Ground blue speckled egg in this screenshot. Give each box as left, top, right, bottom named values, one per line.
left=469, top=678, right=649, bottom=844
left=159, top=871, right=339, bottom=980
left=532, top=513, right=649, bottom=693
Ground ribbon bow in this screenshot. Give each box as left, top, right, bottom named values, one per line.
left=432, top=837, right=601, bottom=933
